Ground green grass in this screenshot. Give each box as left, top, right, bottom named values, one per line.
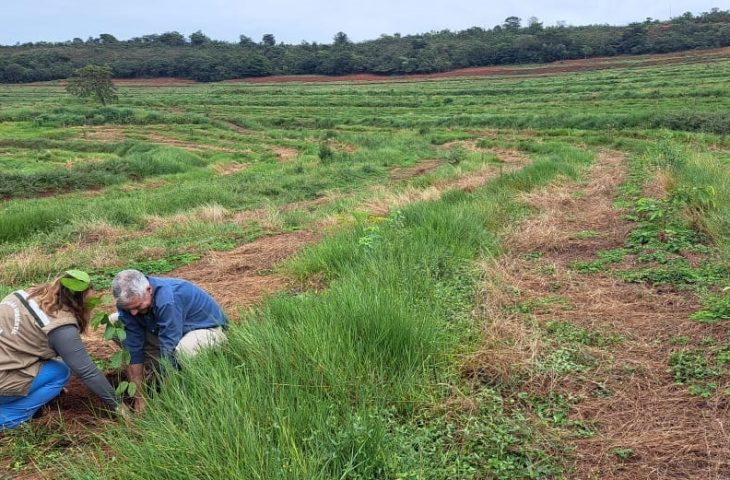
left=3, top=49, right=730, bottom=479
left=62, top=143, right=590, bottom=479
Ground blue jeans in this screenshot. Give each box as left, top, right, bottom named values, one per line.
left=0, top=360, right=70, bottom=429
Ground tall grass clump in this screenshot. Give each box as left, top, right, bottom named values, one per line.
left=659, top=145, right=730, bottom=260
left=0, top=145, right=205, bottom=199
left=65, top=144, right=590, bottom=479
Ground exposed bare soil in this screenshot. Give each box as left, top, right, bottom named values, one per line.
left=472, top=151, right=730, bottom=479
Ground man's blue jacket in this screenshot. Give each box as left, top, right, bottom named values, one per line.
left=118, top=277, right=227, bottom=364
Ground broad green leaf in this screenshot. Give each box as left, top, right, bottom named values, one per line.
left=111, top=351, right=124, bottom=369
left=85, top=296, right=102, bottom=309
left=65, top=269, right=91, bottom=284
left=115, top=381, right=129, bottom=396
left=103, top=326, right=115, bottom=341
left=91, top=312, right=107, bottom=329
left=116, top=329, right=127, bottom=342
left=127, top=382, right=137, bottom=396
left=60, top=277, right=89, bottom=292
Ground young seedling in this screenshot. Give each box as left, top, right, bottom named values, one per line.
left=89, top=298, right=136, bottom=397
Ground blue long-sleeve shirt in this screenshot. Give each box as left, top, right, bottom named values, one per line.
left=117, top=277, right=227, bottom=365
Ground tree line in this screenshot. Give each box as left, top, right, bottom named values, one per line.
left=1, top=9, right=729, bottom=83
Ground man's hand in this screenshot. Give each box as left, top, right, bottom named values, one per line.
left=115, top=403, right=133, bottom=425
left=133, top=396, right=147, bottom=413
left=127, top=363, right=146, bottom=412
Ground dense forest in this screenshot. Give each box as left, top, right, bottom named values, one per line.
left=1, top=8, right=729, bottom=83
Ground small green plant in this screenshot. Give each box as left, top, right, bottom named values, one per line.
left=668, top=350, right=720, bottom=385
left=523, top=251, right=544, bottom=261
left=538, top=347, right=594, bottom=374
left=318, top=139, right=334, bottom=163
left=545, top=320, right=621, bottom=347
left=670, top=185, right=717, bottom=214
left=357, top=225, right=382, bottom=250
left=611, top=447, right=635, bottom=460
left=690, top=292, right=730, bottom=323
left=669, top=336, right=690, bottom=346
left=570, top=248, right=626, bottom=273
left=688, top=383, right=717, bottom=398
left=574, top=229, right=599, bottom=239
left=445, top=145, right=467, bottom=165
left=90, top=303, right=135, bottom=396
left=715, top=342, right=730, bottom=365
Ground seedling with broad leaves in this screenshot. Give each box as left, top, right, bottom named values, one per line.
left=88, top=295, right=136, bottom=397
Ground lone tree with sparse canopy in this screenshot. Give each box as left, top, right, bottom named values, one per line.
left=65, top=64, right=118, bottom=105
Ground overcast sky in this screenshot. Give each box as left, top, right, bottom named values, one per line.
left=2, top=1, right=723, bottom=46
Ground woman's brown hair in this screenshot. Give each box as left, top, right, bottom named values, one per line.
left=27, top=275, right=92, bottom=333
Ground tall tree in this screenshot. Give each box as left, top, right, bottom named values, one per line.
left=333, top=31, right=351, bottom=46
left=99, top=33, right=118, bottom=45
left=261, top=34, right=276, bottom=46
left=189, top=30, right=211, bottom=46
left=65, top=64, right=118, bottom=105
left=503, top=16, right=522, bottom=32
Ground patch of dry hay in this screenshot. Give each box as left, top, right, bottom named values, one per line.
left=272, top=146, right=299, bottom=162
left=463, top=258, right=546, bottom=386
left=144, top=204, right=231, bottom=231
left=470, top=150, right=730, bottom=479
left=509, top=151, right=627, bottom=254
left=211, top=162, right=249, bottom=175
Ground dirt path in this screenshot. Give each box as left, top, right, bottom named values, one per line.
left=480, top=151, right=730, bottom=478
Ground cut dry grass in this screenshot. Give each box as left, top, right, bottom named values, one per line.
left=463, top=257, right=547, bottom=386
left=210, top=162, right=249, bottom=175
left=144, top=203, right=232, bottom=231
left=467, top=149, right=730, bottom=478
left=0, top=248, right=61, bottom=286
left=271, top=146, right=299, bottom=162
left=509, top=150, right=627, bottom=254
left=368, top=159, right=529, bottom=216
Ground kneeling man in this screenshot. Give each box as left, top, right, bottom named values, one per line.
left=111, top=269, right=227, bottom=412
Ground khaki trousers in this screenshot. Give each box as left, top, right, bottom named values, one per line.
left=109, top=313, right=226, bottom=370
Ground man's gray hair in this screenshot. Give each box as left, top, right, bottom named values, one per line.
left=112, top=269, right=150, bottom=308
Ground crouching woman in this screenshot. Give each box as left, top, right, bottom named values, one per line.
left=0, top=271, right=119, bottom=429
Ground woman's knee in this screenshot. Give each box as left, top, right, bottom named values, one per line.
left=39, top=360, right=71, bottom=388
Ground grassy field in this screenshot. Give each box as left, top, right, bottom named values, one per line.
left=2, top=49, right=730, bottom=479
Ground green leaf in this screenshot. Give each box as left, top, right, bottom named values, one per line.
left=60, top=277, right=89, bottom=292
left=65, top=269, right=91, bottom=284
left=122, top=349, right=131, bottom=365
left=110, top=350, right=125, bottom=369
left=127, top=382, right=137, bottom=396
left=115, top=381, right=129, bottom=396
left=91, top=312, right=107, bottom=329
left=85, top=296, right=102, bottom=310
left=103, top=326, right=115, bottom=341
left=116, top=328, right=127, bottom=342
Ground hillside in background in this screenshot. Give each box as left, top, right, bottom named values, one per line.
left=1, top=8, right=729, bottom=82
